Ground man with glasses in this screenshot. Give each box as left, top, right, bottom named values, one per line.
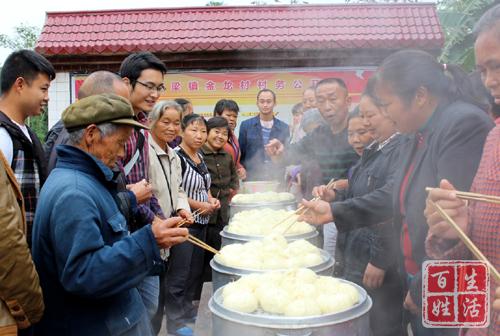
left=119, top=52, right=174, bottom=325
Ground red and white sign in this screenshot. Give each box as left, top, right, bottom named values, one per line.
left=423, top=260, right=490, bottom=328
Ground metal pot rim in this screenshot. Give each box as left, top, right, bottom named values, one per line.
left=209, top=280, right=371, bottom=328
left=230, top=199, right=297, bottom=207
left=221, top=225, right=317, bottom=240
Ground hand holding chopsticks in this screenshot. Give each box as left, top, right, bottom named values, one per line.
left=272, top=179, right=338, bottom=233
left=425, top=187, right=500, bottom=205
left=429, top=200, right=500, bottom=283
left=175, top=209, right=220, bottom=254
left=425, top=180, right=500, bottom=283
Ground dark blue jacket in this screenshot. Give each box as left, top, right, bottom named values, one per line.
left=32, top=145, right=163, bottom=336
left=238, top=115, right=289, bottom=181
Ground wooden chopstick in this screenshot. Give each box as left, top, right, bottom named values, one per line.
left=425, top=187, right=500, bottom=205
left=271, top=179, right=337, bottom=232
left=430, top=200, right=500, bottom=283
left=175, top=209, right=207, bottom=228
left=187, top=235, right=219, bottom=254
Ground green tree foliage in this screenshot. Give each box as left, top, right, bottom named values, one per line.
left=437, top=0, right=496, bottom=72
left=0, top=24, right=47, bottom=141
left=0, top=24, right=40, bottom=50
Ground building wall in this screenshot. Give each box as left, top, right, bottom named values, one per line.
left=48, top=72, right=71, bottom=128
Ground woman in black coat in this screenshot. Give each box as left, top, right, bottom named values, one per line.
left=313, top=79, right=405, bottom=336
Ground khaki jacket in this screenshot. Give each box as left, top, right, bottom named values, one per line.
left=148, top=138, right=190, bottom=217
left=0, top=152, right=44, bottom=335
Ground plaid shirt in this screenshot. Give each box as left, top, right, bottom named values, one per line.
left=285, top=125, right=359, bottom=184
left=0, top=111, right=46, bottom=247
left=120, top=112, right=164, bottom=225
left=426, top=118, right=500, bottom=336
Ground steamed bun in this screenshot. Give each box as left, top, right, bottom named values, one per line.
left=215, top=235, right=323, bottom=270
left=227, top=208, right=314, bottom=236
left=223, top=289, right=258, bottom=313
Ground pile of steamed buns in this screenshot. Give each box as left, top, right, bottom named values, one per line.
left=221, top=268, right=360, bottom=316
left=227, top=208, right=314, bottom=236
left=215, top=234, right=323, bottom=270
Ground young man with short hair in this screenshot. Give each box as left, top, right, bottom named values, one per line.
left=0, top=49, right=55, bottom=247
left=238, top=88, right=289, bottom=181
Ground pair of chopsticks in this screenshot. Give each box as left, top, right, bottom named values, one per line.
left=187, top=235, right=219, bottom=255
left=273, top=178, right=338, bottom=234
left=175, top=208, right=206, bottom=228
left=425, top=187, right=500, bottom=205
left=175, top=208, right=220, bottom=254
left=427, top=189, right=500, bottom=283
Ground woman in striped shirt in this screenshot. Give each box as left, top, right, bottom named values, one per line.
left=165, top=114, right=220, bottom=336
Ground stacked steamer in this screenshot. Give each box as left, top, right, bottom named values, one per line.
left=208, top=190, right=372, bottom=334
left=211, top=233, right=333, bottom=290
left=209, top=268, right=373, bottom=335
left=213, top=190, right=327, bottom=290
left=223, top=191, right=320, bottom=247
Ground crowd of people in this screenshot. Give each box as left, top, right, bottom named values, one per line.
left=0, top=4, right=499, bottom=336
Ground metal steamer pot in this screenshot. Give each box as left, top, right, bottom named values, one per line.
left=220, top=226, right=320, bottom=248
left=209, top=280, right=372, bottom=336
left=229, top=200, right=297, bottom=217
left=210, top=249, right=334, bottom=291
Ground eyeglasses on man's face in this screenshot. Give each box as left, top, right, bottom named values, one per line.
left=135, top=80, right=166, bottom=94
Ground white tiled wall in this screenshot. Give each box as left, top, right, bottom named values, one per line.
left=48, top=72, right=71, bottom=128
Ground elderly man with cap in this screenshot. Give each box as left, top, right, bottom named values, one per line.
left=31, top=94, right=189, bottom=336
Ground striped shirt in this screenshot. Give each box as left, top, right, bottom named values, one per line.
left=176, top=147, right=211, bottom=225
left=119, top=112, right=164, bottom=224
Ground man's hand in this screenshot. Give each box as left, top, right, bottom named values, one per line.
left=177, top=209, right=194, bottom=226
left=312, top=184, right=336, bottom=202
left=298, top=199, right=333, bottom=225
left=494, top=286, right=500, bottom=325
left=236, top=167, right=247, bottom=180
left=424, top=179, right=469, bottom=239
left=151, top=216, right=189, bottom=249
left=334, top=179, right=349, bottom=191
left=264, top=139, right=284, bottom=158
left=127, top=179, right=152, bottom=204
left=403, top=291, right=419, bottom=315
left=363, top=263, right=385, bottom=289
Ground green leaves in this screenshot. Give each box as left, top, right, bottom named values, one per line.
left=438, top=0, right=496, bottom=72
left=0, top=23, right=40, bottom=50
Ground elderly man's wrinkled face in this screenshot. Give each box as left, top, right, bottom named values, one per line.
left=88, top=125, right=133, bottom=168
